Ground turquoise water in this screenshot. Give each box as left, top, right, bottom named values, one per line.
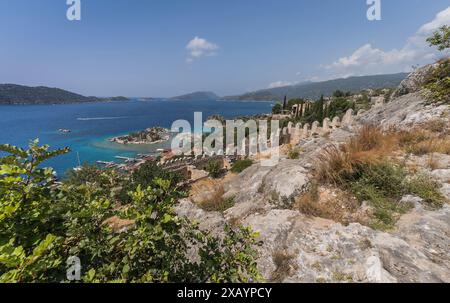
left=0, top=99, right=273, bottom=176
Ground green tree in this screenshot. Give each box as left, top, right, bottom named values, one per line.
left=333, top=90, right=345, bottom=98
left=272, top=103, right=282, bottom=114
left=427, top=25, right=450, bottom=51
left=317, top=95, right=325, bottom=121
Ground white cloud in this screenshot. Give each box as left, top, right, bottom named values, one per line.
left=186, top=36, right=219, bottom=63
left=268, top=80, right=294, bottom=88
left=418, top=7, right=450, bottom=34
left=322, top=7, right=450, bottom=78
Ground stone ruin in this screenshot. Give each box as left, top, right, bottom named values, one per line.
left=281, top=108, right=365, bottom=146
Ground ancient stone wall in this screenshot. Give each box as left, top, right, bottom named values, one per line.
left=281, top=109, right=365, bottom=145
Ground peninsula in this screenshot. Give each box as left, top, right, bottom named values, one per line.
left=0, top=84, right=130, bottom=105
left=109, top=127, right=170, bottom=145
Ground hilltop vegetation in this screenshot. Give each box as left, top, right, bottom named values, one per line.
left=224, top=73, right=407, bottom=101
left=0, top=84, right=130, bottom=105
left=170, top=91, right=219, bottom=101
left=272, top=88, right=385, bottom=128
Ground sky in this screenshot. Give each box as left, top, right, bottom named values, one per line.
left=0, top=0, right=449, bottom=97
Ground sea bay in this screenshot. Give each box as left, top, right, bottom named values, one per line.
left=0, top=99, right=273, bottom=176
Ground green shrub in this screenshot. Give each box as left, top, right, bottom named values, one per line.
left=345, top=162, right=446, bottom=230
left=288, top=149, right=300, bottom=160
left=406, top=175, right=446, bottom=208
left=0, top=141, right=261, bottom=283
left=347, top=162, right=412, bottom=230
left=272, top=103, right=282, bottom=114
left=422, top=58, right=450, bottom=104
left=206, top=160, right=222, bottom=178
left=231, top=159, right=253, bottom=173
left=118, top=160, right=184, bottom=203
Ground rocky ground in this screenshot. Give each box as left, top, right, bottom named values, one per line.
left=176, top=66, right=450, bottom=283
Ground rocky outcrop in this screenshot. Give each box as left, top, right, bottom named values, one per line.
left=176, top=67, right=450, bottom=282
left=358, top=92, right=449, bottom=128
left=392, top=64, right=433, bottom=98
left=177, top=191, right=450, bottom=282
left=223, top=160, right=310, bottom=209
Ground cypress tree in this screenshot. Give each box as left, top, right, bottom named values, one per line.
left=317, top=95, right=324, bottom=121
left=324, top=103, right=329, bottom=119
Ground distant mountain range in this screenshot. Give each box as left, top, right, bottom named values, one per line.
left=1, top=72, right=409, bottom=105
left=0, top=84, right=130, bottom=105
left=169, top=91, right=219, bottom=101
left=223, top=73, right=409, bottom=101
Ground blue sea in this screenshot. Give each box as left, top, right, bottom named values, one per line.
left=0, top=99, right=273, bottom=176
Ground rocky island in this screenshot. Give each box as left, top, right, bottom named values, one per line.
left=109, top=126, right=170, bottom=145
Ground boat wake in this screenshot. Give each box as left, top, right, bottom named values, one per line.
left=77, top=116, right=130, bottom=121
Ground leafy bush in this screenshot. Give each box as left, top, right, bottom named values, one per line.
left=206, top=160, right=222, bottom=178
left=0, top=141, right=261, bottom=282
left=422, top=25, right=450, bottom=104
left=422, top=58, right=450, bottom=104
left=231, top=159, right=253, bottom=174
left=272, top=103, right=282, bottom=114
left=406, top=175, right=446, bottom=209
left=118, top=160, right=184, bottom=203
left=288, top=149, right=300, bottom=160
left=427, top=25, right=450, bottom=51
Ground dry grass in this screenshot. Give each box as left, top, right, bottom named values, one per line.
left=427, top=154, right=440, bottom=170
left=313, top=124, right=447, bottom=230
left=294, top=182, right=321, bottom=216
left=315, top=125, right=395, bottom=185
left=423, top=119, right=447, bottom=133
left=198, top=197, right=235, bottom=213
left=404, top=137, right=450, bottom=155
left=270, top=250, right=296, bottom=282
left=397, top=120, right=450, bottom=155
left=196, top=185, right=235, bottom=213
left=189, top=179, right=235, bottom=212
left=189, top=178, right=222, bottom=199
left=294, top=183, right=360, bottom=225
left=316, top=124, right=450, bottom=185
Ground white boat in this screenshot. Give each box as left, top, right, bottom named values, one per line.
left=73, top=152, right=82, bottom=172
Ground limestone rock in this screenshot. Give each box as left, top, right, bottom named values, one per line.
left=175, top=199, right=226, bottom=234
left=358, top=92, right=449, bottom=128
left=223, top=159, right=310, bottom=208
left=392, top=64, right=433, bottom=98
left=431, top=169, right=450, bottom=183
left=441, top=183, right=450, bottom=198
left=174, top=69, right=450, bottom=282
